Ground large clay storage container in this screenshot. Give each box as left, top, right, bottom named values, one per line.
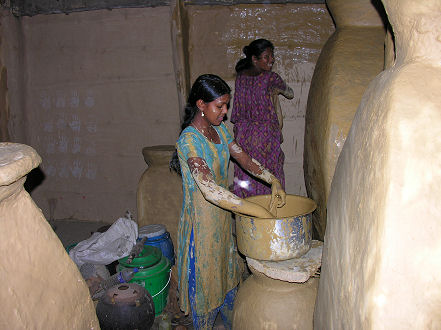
left=0, top=143, right=99, bottom=328
left=233, top=266, right=319, bottom=330
left=303, top=0, right=386, bottom=241
left=136, top=145, right=182, bottom=253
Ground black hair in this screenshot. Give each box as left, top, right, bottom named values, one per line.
left=169, top=74, right=231, bottom=175
left=235, top=39, right=274, bottom=73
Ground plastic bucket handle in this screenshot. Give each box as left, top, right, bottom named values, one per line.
left=151, top=269, right=172, bottom=298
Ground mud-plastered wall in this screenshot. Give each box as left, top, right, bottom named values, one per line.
left=185, top=3, right=334, bottom=195
left=2, top=7, right=180, bottom=222
left=0, top=10, right=24, bottom=142
left=315, top=0, right=441, bottom=327
left=2, top=3, right=334, bottom=225
left=0, top=26, right=9, bottom=141
left=304, top=0, right=385, bottom=239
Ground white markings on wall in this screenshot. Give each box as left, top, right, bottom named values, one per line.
left=45, top=163, right=57, bottom=177
left=58, top=162, right=69, bottom=178
left=58, top=135, right=68, bottom=153
left=85, top=94, right=95, bottom=108
left=43, top=121, right=54, bottom=133
left=56, top=114, right=67, bottom=130
left=69, top=114, right=81, bottom=132
left=86, top=120, right=97, bottom=133
left=70, top=91, right=80, bottom=108
left=70, top=159, right=83, bottom=179
left=72, top=137, right=81, bottom=154
left=38, top=90, right=98, bottom=180
left=46, top=137, right=56, bottom=154
left=40, top=92, right=51, bottom=110
left=55, top=92, right=66, bottom=109
left=85, top=142, right=96, bottom=156
left=86, top=162, right=97, bottom=180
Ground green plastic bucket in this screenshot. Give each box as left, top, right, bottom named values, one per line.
left=65, top=243, right=78, bottom=253
left=118, top=245, right=171, bottom=316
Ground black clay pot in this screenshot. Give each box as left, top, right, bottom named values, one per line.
left=96, top=283, right=155, bottom=330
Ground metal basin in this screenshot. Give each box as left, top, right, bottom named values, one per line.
left=235, top=194, right=316, bottom=261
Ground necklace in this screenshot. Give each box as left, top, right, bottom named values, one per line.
left=191, top=124, right=219, bottom=143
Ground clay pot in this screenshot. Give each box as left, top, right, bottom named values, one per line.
left=96, top=283, right=155, bottom=330
left=233, top=266, right=319, bottom=330
left=235, top=194, right=316, bottom=261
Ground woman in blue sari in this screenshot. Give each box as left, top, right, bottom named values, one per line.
left=170, top=74, right=286, bottom=329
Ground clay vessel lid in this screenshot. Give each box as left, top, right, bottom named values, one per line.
left=103, top=282, right=148, bottom=304
left=142, top=145, right=176, bottom=166
left=0, top=143, right=41, bottom=186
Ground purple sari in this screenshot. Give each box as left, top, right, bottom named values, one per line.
left=231, top=71, right=287, bottom=198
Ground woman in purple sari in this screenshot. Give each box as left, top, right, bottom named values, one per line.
left=231, top=39, right=294, bottom=198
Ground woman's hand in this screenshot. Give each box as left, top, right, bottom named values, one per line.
left=269, top=179, right=286, bottom=216
left=239, top=200, right=275, bottom=218
left=229, top=141, right=286, bottom=215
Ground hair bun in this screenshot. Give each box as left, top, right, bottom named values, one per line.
left=243, top=46, right=250, bottom=57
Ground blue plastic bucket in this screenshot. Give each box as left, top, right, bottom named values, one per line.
left=139, top=225, right=175, bottom=266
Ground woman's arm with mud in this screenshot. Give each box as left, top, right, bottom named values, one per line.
left=273, top=85, right=294, bottom=99
left=187, top=157, right=274, bottom=218
left=228, top=141, right=286, bottom=214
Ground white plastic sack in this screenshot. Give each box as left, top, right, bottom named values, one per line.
left=69, top=216, right=138, bottom=267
